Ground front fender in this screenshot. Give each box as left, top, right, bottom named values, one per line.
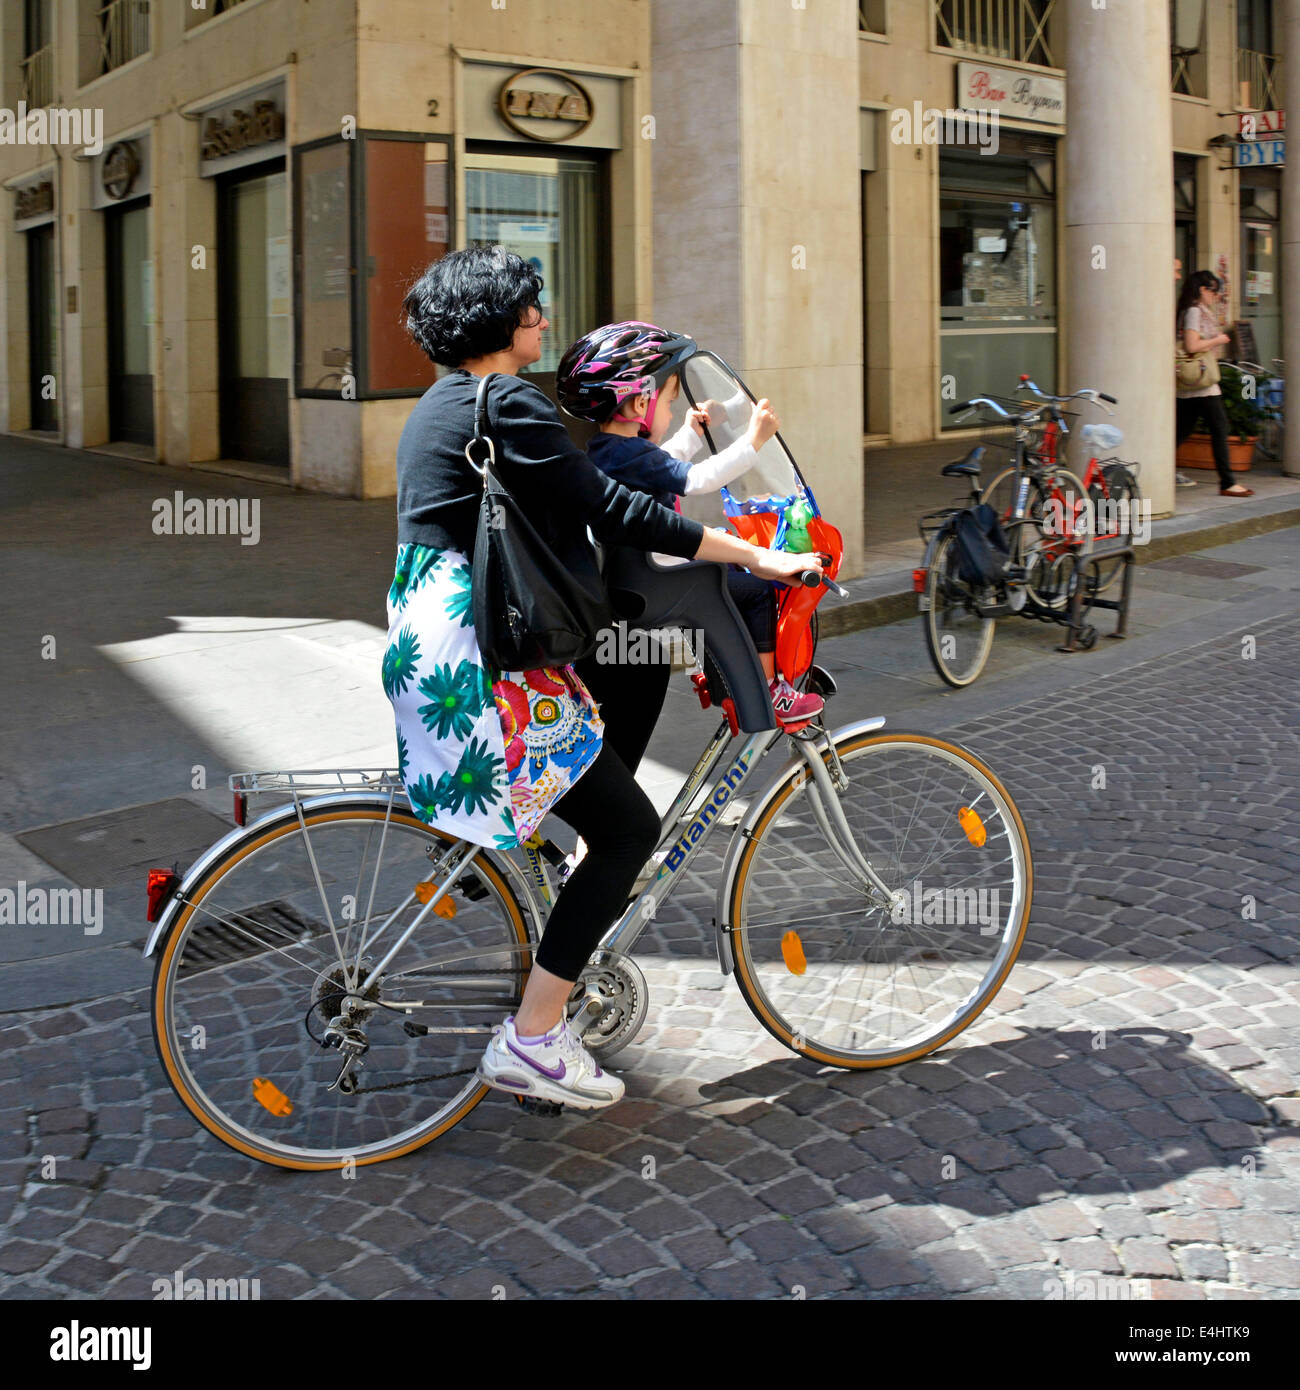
left=711, top=715, right=887, bottom=973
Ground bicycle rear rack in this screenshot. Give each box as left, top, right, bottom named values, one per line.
left=229, top=769, right=405, bottom=825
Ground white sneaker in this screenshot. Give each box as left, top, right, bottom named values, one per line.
left=476, top=1015, right=625, bottom=1110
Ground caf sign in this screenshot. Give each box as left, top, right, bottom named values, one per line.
left=498, top=68, right=594, bottom=143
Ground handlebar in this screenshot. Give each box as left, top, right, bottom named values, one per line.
left=791, top=557, right=849, bottom=599
left=950, top=396, right=1012, bottom=419
left=1016, top=376, right=1117, bottom=412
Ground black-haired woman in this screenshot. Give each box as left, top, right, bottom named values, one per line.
left=385, top=245, right=822, bottom=1112
left=1175, top=270, right=1254, bottom=497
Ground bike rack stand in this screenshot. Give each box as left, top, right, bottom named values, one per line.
left=1055, top=544, right=1135, bottom=652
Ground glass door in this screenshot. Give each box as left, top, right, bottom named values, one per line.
left=1240, top=176, right=1280, bottom=367
left=218, top=161, right=290, bottom=464
left=464, top=148, right=607, bottom=421
left=106, top=200, right=154, bottom=447
left=26, top=223, right=57, bottom=432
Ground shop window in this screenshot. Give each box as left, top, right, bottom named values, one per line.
left=294, top=134, right=451, bottom=398
left=294, top=138, right=352, bottom=395
left=361, top=137, right=448, bottom=394
left=464, top=150, right=606, bottom=380
left=939, top=142, right=1057, bottom=425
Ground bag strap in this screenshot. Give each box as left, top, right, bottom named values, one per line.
left=465, top=371, right=499, bottom=478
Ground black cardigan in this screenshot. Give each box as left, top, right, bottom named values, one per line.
left=395, top=371, right=706, bottom=571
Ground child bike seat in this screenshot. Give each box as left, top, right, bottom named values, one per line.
left=599, top=544, right=777, bottom=732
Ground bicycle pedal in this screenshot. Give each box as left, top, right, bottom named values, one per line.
left=513, top=1095, right=564, bottom=1117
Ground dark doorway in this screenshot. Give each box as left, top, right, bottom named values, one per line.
left=105, top=200, right=155, bottom=447
left=26, top=222, right=57, bottom=432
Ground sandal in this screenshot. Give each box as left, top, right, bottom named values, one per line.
left=1220, top=484, right=1255, bottom=497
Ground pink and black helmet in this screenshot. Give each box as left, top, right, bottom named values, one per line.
left=556, top=320, right=698, bottom=433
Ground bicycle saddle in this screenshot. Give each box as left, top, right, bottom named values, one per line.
left=941, top=445, right=985, bottom=478
left=599, top=544, right=777, bottom=732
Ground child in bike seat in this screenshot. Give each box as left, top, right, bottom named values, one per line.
left=556, top=321, right=824, bottom=729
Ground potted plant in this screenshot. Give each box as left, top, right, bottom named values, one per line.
left=1176, top=364, right=1270, bottom=471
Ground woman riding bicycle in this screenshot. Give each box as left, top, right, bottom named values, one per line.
left=389, top=246, right=821, bottom=1112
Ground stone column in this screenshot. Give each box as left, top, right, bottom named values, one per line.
left=1064, top=2, right=1176, bottom=516
left=651, top=0, right=864, bottom=575
left=1282, top=0, right=1300, bottom=475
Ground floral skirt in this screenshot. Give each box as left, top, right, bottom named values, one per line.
left=382, top=544, right=604, bottom=850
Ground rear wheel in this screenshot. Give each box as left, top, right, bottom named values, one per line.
left=922, top=533, right=994, bottom=687
left=151, top=803, right=534, bottom=1170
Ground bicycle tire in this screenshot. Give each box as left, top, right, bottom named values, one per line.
left=923, top=533, right=994, bottom=688
left=727, top=729, right=1033, bottom=1068
left=151, top=802, right=533, bottom=1170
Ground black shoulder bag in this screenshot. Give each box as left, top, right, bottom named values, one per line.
left=467, top=372, right=614, bottom=671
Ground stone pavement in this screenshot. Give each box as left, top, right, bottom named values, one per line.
left=2, top=518, right=1298, bottom=1298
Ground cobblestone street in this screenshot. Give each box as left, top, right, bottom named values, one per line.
left=3, top=517, right=1298, bottom=1300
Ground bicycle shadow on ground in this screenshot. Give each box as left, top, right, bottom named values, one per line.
left=651, top=1024, right=1286, bottom=1216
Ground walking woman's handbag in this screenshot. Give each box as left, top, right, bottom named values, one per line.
left=1176, top=347, right=1220, bottom=391
left=1176, top=310, right=1221, bottom=391
left=467, top=372, right=614, bottom=670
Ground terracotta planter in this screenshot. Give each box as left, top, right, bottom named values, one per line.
left=1175, top=432, right=1255, bottom=472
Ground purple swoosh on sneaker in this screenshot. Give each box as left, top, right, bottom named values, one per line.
left=506, top=1038, right=567, bottom=1080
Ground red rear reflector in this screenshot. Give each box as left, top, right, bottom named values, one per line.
left=146, top=868, right=180, bottom=923
left=913, top=568, right=927, bottom=593
left=233, top=792, right=247, bottom=826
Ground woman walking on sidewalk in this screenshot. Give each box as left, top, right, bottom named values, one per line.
left=1175, top=270, right=1254, bottom=498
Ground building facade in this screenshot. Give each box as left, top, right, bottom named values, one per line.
left=0, top=1, right=1288, bottom=574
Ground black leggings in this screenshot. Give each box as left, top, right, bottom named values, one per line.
left=532, top=648, right=669, bottom=981
left=1175, top=394, right=1235, bottom=490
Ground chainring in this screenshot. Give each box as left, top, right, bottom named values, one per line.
left=565, top=949, right=649, bottom=1059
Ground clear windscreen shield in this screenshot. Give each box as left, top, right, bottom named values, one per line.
left=664, top=353, right=810, bottom=531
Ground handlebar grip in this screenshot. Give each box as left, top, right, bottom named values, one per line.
left=950, top=401, right=974, bottom=414
left=1099, top=392, right=1117, bottom=404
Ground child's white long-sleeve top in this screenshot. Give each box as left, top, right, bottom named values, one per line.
left=658, top=421, right=758, bottom=495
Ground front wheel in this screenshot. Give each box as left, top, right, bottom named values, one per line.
left=727, top=729, right=1033, bottom=1068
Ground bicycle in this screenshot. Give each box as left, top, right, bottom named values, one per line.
left=917, top=390, right=1096, bottom=687
left=1005, top=378, right=1141, bottom=595
left=144, top=353, right=1034, bottom=1170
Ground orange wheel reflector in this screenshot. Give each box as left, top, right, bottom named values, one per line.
left=781, top=929, right=807, bottom=975
left=957, top=806, right=987, bottom=848
left=414, top=882, right=457, bottom=917
left=252, top=1077, right=293, bottom=1117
